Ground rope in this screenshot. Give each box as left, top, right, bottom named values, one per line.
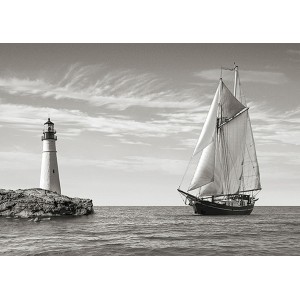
left=178, top=152, right=194, bottom=189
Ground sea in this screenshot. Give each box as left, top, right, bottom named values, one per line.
left=0, top=206, right=299, bottom=256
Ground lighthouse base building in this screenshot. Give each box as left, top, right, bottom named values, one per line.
left=40, top=118, right=61, bottom=194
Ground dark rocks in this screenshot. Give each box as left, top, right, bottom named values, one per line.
left=0, top=188, right=94, bottom=218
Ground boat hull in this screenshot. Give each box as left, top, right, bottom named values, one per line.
left=193, top=200, right=254, bottom=215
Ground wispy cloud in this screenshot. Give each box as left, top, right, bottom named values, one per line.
left=0, top=64, right=214, bottom=146
left=119, top=138, right=151, bottom=146
left=0, top=148, right=187, bottom=175
left=172, top=101, right=300, bottom=149
left=1, top=63, right=298, bottom=151
left=195, top=69, right=288, bottom=84
left=61, top=155, right=187, bottom=175
left=0, top=103, right=199, bottom=138
left=0, top=64, right=202, bottom=111
left=249, top=102, right=300, bottom=146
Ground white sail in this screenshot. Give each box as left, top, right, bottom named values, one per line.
left=198, top=145, right=223, bottom=196
left=197, top=111, right=248, bottom=196
left=188, top=81, right=251, bottom=196
left=218, top=111, right=248, bottom=194
left=240, top=114, right=261, bottom=191
left=220, top=83, right=246, bottom=118
left=189, top=140, right=215, bottom=191
left=183, top=67, right=261, bottom=199
left=192, top=81, right=221, bottom=156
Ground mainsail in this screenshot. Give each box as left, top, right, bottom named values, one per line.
left=188, top=78, right=260, bottom=197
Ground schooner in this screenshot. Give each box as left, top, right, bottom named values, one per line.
left=178, top=65, right=261, bottom=215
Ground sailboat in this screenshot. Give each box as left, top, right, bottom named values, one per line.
left=178, top=65, right=261, bottom=215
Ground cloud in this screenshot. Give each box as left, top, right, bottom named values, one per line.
left=248, top=102, right=300, bottom=146
left=0, top=151, right=40, bottom=170
left=169, top=100, right=300, bottom=150
left=258, top=149, right=300, bottom=166
left=287, top=49, right=300, bottom=55
left=0, top=147, right=187, bottom=175
left=1, top=63, right=298, bottom=152
left=0, top=64, right=214, bottom=146
left=0, top=103, right=199, bottom=139
left=61, top=155, right=187, bottom=175
left=119, top=138, right=151, bottom=146
left=195, top=69, right=288, bottom=84
left=0, top=64, right=201, bottom=111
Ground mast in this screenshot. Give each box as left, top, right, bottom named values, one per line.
left=233, top=64, right=238, bottom=98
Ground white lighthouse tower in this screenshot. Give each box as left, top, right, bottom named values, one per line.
left=40, top=118, right=61, bottom=194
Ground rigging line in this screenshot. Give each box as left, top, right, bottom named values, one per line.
left=239, top=113, right=249, bottom=192
left=243, top=117, right=259, bottom=190
left=221, top=67, right=235, bottom=71
left=222, top=115, right=244, bottom=195
left=218, top=107, right=249, bottom=128
left=227, top=124, right=245, bottom=193
left=178, top=192, right=187, bottom=204
left=225, top=121, right=231, bottom=194
left=179, top=151, right=194, bottom=189
left=218, top=84, right=229, bottom=195
left=237, top=73, right=247, bottom=106
left=218, top=123, right=225, bottom=194
left=247, top=120, right=259, bottom=189
left=223, top=122, right=234, bottom=194
left=248, top=115, right=261, bottom=187
left=221, top=126, right=228, bottom=194
left=245, top=140, right=255, bottom=170
left=197, top=128, right=218, bottom=198
left=220, top=126, right=230, bottom=195
left=187, top=81, right=222, bottom=192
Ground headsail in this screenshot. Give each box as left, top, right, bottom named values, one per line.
left=192, top=81, right=221, bottom=157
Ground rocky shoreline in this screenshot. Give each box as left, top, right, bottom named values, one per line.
left=0, top=188, right=94, bottom=219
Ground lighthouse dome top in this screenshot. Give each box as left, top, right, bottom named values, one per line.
left=42, top=118, right=57, bottom=141
left=44, top=118, right=54, bottom=125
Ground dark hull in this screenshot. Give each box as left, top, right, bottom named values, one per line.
left=193, top=200, right=254, bottom=215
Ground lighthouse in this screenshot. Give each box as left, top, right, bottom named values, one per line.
left=40, top=118, right=61, bottom=194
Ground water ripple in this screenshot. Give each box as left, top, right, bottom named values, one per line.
left=0, top=206, right=300, bottom=255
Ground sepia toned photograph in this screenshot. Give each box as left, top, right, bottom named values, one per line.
left=0, top=43, right=299, bottom=256
left=1, top=1, right=299, bottom=299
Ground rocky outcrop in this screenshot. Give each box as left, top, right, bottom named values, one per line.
left=0, top=188, right=94, bottom=218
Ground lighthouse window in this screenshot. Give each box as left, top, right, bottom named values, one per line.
left=53, top=169, right=55, bottom=173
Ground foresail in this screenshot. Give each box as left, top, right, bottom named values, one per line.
left=192, top=81, right=221, bottom=156
left=198, top=147, right=223, bottom=196
left=189, top=140, right=215, bottom=191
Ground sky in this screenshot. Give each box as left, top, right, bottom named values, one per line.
left=0, top=43, right=299, bottom=206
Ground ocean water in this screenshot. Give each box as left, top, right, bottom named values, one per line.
left=0, top=206, right=299, bottom=256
